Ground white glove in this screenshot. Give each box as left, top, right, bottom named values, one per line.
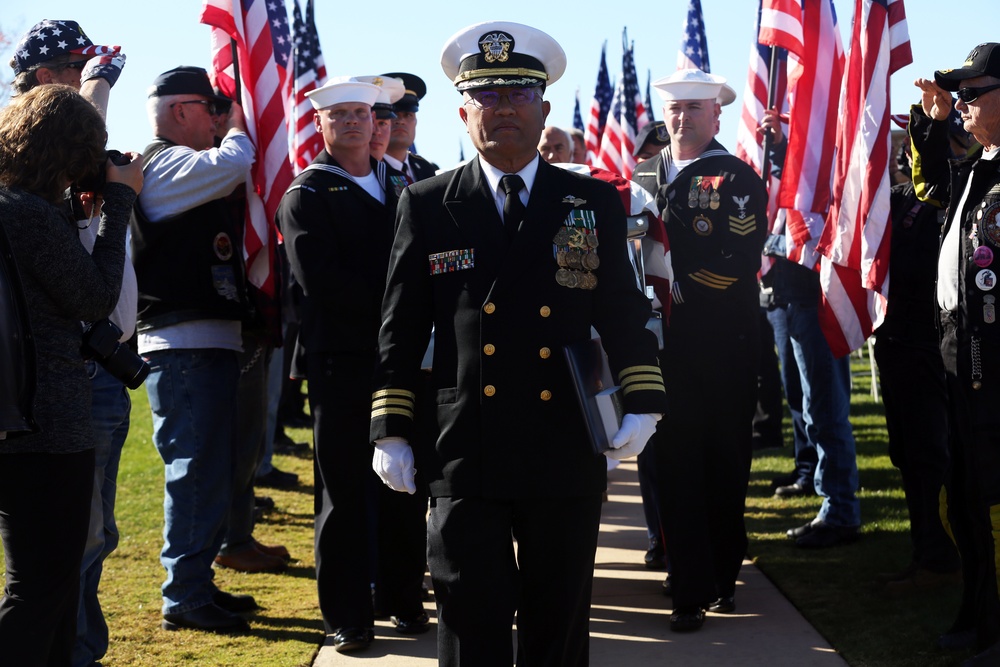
left=372, top=438, right=416, bottom=494
left=605, top=413, right=660, bottom=461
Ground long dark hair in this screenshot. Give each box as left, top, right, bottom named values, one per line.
left=0, top=84, right=107, bottom=203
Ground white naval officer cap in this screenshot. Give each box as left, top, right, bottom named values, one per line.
left=440, top=20, right=566, bottom=92
left=652, top=68, right=737, bottom=107
left=356, top=75, right=406, bottom=119
left=305, top=76, right=381, bottom=110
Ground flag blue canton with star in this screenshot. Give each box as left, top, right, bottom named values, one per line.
left=257, top=0, right=291, bottom=68
left=679, top=0, right=710, bottom=72
left=292, top=0, right=322, bottom=74
left=573, top=92, right=584, bottom=132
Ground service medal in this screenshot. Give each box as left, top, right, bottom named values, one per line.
left=692, top=215, right=712, bottom=236
left=555, top=269, right=571, bottom=286
left=565, top=271, right=580, bottom=289
left=586, top=232, right=599, bottom=249
left=556, top=250, right=570, bottom=267
left=709, top=190, right=720, bottom=210
left=582, top=253, right=600, bottom=270
left=553, top=228, right=572, bottom=245
left=566, top=251, right=583, bottom=270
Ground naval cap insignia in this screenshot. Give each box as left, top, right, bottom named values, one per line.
left=479, top=32, right=513, bottom=64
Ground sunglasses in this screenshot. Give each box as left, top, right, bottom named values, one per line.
left=170, top=100, right=219, bottom=115
left=464, top=88, right=541, bottom=110
left=956, top=83, right=1000, bottom=104
left=52, top=60, right=87, bottom=72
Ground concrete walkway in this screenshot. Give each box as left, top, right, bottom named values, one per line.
left=314, top=460, right=849, bottom=666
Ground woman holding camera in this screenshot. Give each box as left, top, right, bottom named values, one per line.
left=0, top=84, right=142, bottom=666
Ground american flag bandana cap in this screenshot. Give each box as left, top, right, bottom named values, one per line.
left=12, top=19, right=119, bottom=75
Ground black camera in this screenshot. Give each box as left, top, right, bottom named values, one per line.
left=81, top=319, right=150, bottom=390
left=74, top=149, right=132, bottom=196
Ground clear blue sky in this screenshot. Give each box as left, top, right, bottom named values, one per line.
left=3, top=1, right=995, bottom=168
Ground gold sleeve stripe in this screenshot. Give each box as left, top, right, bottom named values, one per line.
left=371, top=407, right=415, bottom=419
left=621, top=373, right=663, bottom=386
left=372, top=398, right=414, bottom=409
left=372, top=388, right=416, bottom=401
left=619, top=365, right=661, bottom=377
left=622, top=383, right=667, bottom=395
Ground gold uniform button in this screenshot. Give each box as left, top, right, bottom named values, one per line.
left=540, top=390, right=552, bottom=401
left=484, top=385, right=496, bottom=397
left=484, top=302, right=496, bottom=314
left=539, top=347, right=551, bottom=359
left=484, top=344, right=496, bottom=356
left=539, top=306, right=551, bottom=317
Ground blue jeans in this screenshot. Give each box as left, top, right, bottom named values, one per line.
left=767, top=303, right=860, bottom=527
left=256, top=345, right=284, bottom=478
left=767, top=307, right=816, bottom=485
left=143, top=348, right=239, bottom=615
left=72, top=363, right=130, bottom=667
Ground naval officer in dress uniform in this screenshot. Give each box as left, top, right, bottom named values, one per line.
left=370, top=21, right=667, bottom=667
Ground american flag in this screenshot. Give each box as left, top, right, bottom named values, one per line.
left=816, top=0, right=911, bottom=357
left=573, top=90, right=584, bottom=132
left=290, top=0, right=326, bottom=173
left=761, top=0, right=844, bottom=219
left=200, top=0, right=294, bottom=340
left=594, top=36, right=647, bottom=179
left=677, top=0, right=711, bottom=72
left=583, top=43, right=613, bottom=167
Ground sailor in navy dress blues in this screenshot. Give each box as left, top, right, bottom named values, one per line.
left=633, top=68, right=768, bottom=633
left=369, top=21, right=666, bottom=667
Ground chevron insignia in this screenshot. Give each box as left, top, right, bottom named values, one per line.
left=371, top=388, right=416, bottom=420
left=729, top=214, right=757, bottom=236
left=689, top=270, right=738, bottom=290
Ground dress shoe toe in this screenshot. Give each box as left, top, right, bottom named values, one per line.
left=332, top=627, right=374, bottom=653
left=661, top=574, right=672, bottom=597
left=391, top=611, right=430, bottom=635
left=255, top=467, right=299, bottom=489
left=774, top=482, right=813, bottom=498
left=212, top=590, right=258, bottom=614
left=252, top=538, right=291, bottom=562
left=707, top=596, right=736, bottom=613
left=794, top=522, right=859, bottom=548
left=786, top=520, right=819, bottom=539
left=670, top=607, right=705, bottom=632
left=215, top=547, right=287, bottom=573
left=162, top=604, right=250, bottom=633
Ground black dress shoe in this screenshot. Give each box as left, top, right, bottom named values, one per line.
left=644, top=536, right=667, bottom=570
left=795, top=522, right=859, bottom=548
left=254, top=495, right=275, bottom=511
left=213, top=590, right=258, bottom=614
left=670, top=607, right=705, bottom=632
left=786, top=520, right=819, bottom=539
left=661, top=574, right=673, bottom=597
left=332, top=627, right=374, bottom=653
left=774, top=482, right=813, bottom=498
left=707, top=596, right=736, bottom=613
left=391, top=610, right=430, bottom=635
left=255, top=467, right=299, bottom=489
left=162, top=603, right=250, bottom=633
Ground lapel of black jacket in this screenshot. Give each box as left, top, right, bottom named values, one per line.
left=443, top=158, right=507, bottom=280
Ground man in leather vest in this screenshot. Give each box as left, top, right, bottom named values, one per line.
left=131, top=66, right=257, bottom=634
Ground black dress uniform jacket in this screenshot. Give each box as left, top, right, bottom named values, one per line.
left=408, top=152, right=439, bottom=182
left=370, top=157, right=667, bottom=500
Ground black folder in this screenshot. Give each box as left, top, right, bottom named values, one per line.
left=563, top=337, right=623, bottom=455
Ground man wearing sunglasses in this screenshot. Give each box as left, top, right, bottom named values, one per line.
left=912, top=43, right=1000, bottom=665
left=131, top=66, right=258, bottom=634
left=370, top=21, right=666, bottom=666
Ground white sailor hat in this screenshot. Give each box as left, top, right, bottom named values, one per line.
left=356, top=75, right=405, bottom=119
left=652, top=69, right=737, bottom=106
left=441, top=21, right=566, bottom=92
left=305, top=76, right=381, bottom=110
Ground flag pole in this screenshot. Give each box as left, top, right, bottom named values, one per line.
left=760, top=47, right=778, bottom=186
left=230, top=38, right=241, bottom=103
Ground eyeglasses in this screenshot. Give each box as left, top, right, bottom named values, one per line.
left=56, top=61, right=88, bottom=72
left=956, top=84, right=1000, bottom=104
left=464, top=88, right=541, bottom=110
left=170, top=100, right=219, bottom=115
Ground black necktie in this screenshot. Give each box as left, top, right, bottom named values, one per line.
left=500, top=174, right=525, bottom=242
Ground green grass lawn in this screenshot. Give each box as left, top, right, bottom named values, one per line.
left=0, top=350, right=975, bottom=665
